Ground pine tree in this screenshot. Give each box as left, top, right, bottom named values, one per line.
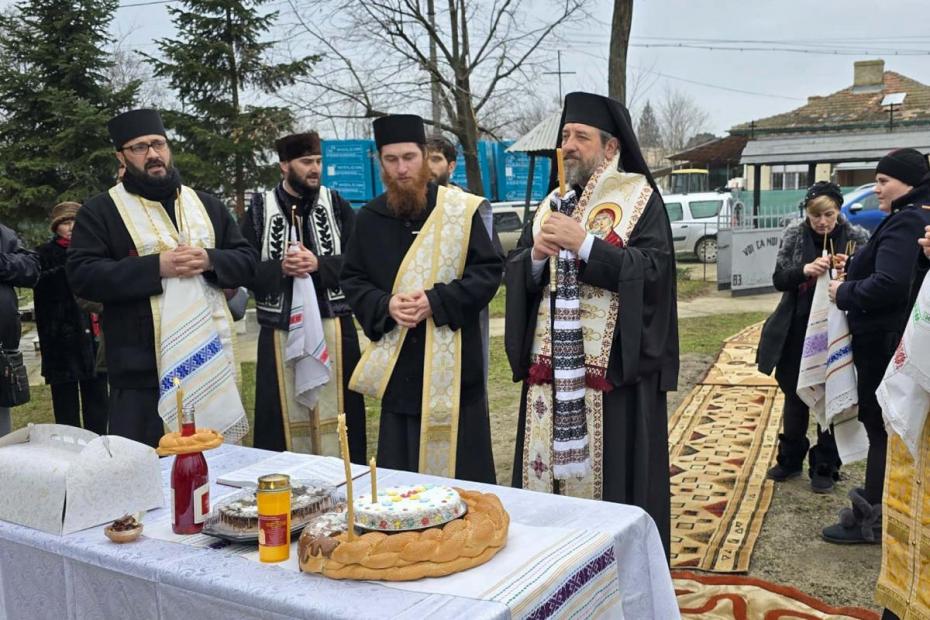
left=145, top=0, right=316, bottom=215
left=0, top=0, right=138, bottom=237
left=637, top=100, right=661, bottom=149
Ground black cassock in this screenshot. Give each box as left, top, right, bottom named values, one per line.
left=241, top=184, right=366, bottom=463
left=341, top=182, right=503, bottom=483
left=67, top=185, right=257, bottom=447
left=504, top=189, right=678, bottom=557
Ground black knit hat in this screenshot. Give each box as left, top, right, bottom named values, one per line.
left=803, top=181, right=844, bottom=209
left=276, top=132, right=321, bottom=161
left=373, top=115, right=426, bottom=150
left=107, top=109, right=166, bottom=149
left=876, top=148, right=929, bottom=187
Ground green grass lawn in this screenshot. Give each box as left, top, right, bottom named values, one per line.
left=679, top=312, right=769, bottom=355
left=488, top=266, right=711, bottom=320
left=488, top=286, right=506, bottom=319
left=9, top=312, right=766, bottom=438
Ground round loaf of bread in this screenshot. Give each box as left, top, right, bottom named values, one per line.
left=156, top=428, right=223, bottom=456
left=298, top=488, right=509, bottom=581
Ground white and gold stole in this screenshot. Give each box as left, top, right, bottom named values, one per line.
left=349, top=186, right=483, bottom=477
left=110, top=183, right=248, bottom=442
left=523, top=156, right=653, bottom=499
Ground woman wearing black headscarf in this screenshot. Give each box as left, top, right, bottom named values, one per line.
left=758, top=182, right=869, bottom=493
left=822, top=149, right=930, bottom=544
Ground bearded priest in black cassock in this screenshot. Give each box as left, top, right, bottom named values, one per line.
left=241, top=131, right=366, bottom=462
left=341, top=114, right=502, bottom=483
left=504, top=92, right=678, bottom=557
left=67, top=109, right=257, bottom=447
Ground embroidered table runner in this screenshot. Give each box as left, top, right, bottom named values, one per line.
left=247, top=522, right=622, bottom=620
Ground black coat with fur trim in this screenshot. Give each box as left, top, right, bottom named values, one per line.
left=340, top=182, right=503, bottom=414
left=756, top=217, right=869, bottom=376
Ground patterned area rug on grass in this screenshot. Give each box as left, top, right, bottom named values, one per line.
left=674, top=570, right=879, bottom=620
left=669, top=322, right=782, bottom=572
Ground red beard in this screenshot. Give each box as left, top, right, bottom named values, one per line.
left=383, top=162, right=431, bottom=219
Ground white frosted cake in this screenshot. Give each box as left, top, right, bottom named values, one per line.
left=355, top=484, right=467, bottom=531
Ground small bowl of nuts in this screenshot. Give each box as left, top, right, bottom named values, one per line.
left=104, top=514, right=143, bottom=543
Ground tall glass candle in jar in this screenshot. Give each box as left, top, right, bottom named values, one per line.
left=257, top=474, right=291, bottom=562
left=170, top=404, right=209, bottom=534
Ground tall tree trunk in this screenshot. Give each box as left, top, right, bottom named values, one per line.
left=608, top=0, right=633, bottom=105
left=226, top=7, right=245, bottom=216
left=454, top=0, right=483, bottom=196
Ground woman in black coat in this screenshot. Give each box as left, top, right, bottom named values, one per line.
left=33, top=202, right=107, bottom=434
left=758, top=182, right=869, bottom=493
left=822, top=149, right=930, bottom=544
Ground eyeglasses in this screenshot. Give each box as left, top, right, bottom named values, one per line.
left=121, top=139, right=168, bottom=155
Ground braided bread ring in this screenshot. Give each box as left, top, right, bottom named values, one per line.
left=299, top=489, right=509, bottom=581
left=156, top=429, right=224, bottom=456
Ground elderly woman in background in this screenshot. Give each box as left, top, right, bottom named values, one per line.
left=33, top=202, right=108, bottom=434
left=822, top=149, right=930, bottom=545
left=758, top=181, right=869, bottom=493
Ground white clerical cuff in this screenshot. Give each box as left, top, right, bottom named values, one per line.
left=531, top=255, right=548, bottom=281
left=578, top=234, right=595, bottom=262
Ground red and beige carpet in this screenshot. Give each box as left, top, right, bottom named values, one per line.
left=673, top=571, right=879, bottom=620
left=669, top=323, right=782, bottom=572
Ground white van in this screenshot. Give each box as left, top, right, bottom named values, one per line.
left=662, top=191, right=743, bottom=263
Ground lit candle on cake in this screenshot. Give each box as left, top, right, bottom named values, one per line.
left=337, top=414, right=355, bottom=540
left=370, top=457, right=377, bottom=500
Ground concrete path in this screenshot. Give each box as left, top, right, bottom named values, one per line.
left=19, top=284, right=781, bottom=386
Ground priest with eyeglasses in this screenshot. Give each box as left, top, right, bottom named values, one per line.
left=68, top=109, right=257, bottom=447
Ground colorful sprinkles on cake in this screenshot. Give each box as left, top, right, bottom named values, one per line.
left=354, top=485, right=467, bottom=531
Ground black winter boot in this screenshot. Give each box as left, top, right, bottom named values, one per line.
left=808, top=443, right=841, bottom=494
left=767, top=433, right=808, bottom=481
left=821, top=487, right=882, bottom=544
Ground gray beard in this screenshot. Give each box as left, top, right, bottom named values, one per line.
left=566, top=162, right=595, bottom=189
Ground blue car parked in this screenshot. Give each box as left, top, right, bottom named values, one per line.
left=841, top=183, right=885, bottom=233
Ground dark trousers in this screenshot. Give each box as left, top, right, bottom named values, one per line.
left=253, top=325, right=366, bottom=462
left=107, top=387, right=163, bottom=448
left=774, top=320, right=840, bottom=469
left=50, top=377, right=108, bottom=435
left=852, top=331, right=899, bottom=505
left=378, top=397, right=496, bottom=485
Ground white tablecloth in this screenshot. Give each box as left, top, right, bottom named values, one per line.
left=0, top=444, right=678, bottom=619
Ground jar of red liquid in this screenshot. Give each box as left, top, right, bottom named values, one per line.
left=171, top=404, right=210, bottom=534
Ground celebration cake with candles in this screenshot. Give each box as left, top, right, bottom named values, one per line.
left=298, top=488, right=509, bottom=581
left=354, top=484, right=467, bottom=531
left=297, top=413, right=509, bottom=581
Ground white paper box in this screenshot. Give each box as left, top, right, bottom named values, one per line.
left=0, top=424, right=164, bottom=535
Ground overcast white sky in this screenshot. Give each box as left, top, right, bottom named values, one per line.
left=4, top=0, right=930, bottom=136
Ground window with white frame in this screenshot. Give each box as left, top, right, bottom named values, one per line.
left=770, top=164, right=808, bottom=190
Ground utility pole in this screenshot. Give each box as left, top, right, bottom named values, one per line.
left=427, top=0, right=441, bottom=131
left=543, top=50, right=575, bottom=101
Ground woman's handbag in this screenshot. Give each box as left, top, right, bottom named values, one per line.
left=0, top=349, right=30, bottom=407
